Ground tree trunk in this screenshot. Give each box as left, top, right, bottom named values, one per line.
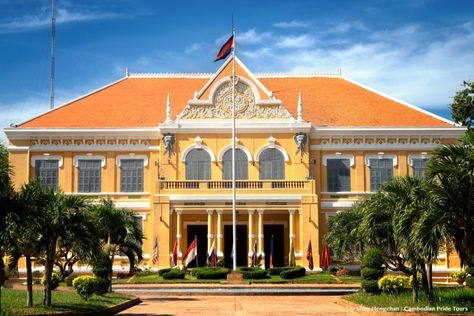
left=420, top=264, right=430, bottom=305
left=428, top=262, right=433, bottom=300
left=411, top=262, right=418, bottom=303
left=109, top=252, right=115, bottom=293
left=43, top=238, right=57, bottom=307
left=26, top=256, right=33, bottom=307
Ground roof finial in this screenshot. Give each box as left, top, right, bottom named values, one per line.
left=125, top=66, right=129, bottom=77
left=297, top=91, right=303, bottom=122
left=165, top=93, right=172, bottom=123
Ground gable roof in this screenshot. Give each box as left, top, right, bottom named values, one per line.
left=18, top=58, right=453, bottom=128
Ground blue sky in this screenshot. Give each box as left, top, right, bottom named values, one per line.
left=1, top=0, right=474, bottom=141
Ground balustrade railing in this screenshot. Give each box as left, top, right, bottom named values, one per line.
left=159, top=180, right=310, bottom=190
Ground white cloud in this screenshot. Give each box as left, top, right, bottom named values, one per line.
left=0, top=7, right=123, bottom=33
left=238, top=28, right=272, bottom=45
left=185, top=42, right=204, bottom=54
left=276, top=34, right=315, bottom=49
left=273, top=20, right=309, bottom=29
left=237, top=24, right=474, bottom=108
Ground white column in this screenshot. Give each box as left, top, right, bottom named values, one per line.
left=207, top=209, right=214, bottom=251
left=298, top=209, right=303, bottom=258
left=248, top=209, right=255, bottom=259
left=289, top=209, right=295, bottom=253
left=176, top=209, right=183, bottom=258
left=257, top=209, right=264, bottom=256
left=216, top=209, right=223, bottom=257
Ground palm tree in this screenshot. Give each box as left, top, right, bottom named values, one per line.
left=36, top=191, right=92, bottom=307
left=90, top=199, right=143, bottom=292
left=427, top=131, right=474, bottom=265
left=383, top=176, right=445, bottom=303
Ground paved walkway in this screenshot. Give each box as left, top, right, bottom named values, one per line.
left=118, top=294, right=360, bottom=316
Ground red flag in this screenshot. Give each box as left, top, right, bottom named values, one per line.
left=171, top=239, right=178, bottom=267
left=214, top=35, right=234, bottom=61
left=306, top=239, right=314, bottom=271
left=183, top=237, right=197, bottom=267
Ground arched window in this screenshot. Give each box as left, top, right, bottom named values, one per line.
left=259, top=148, right=285, bottom=180
left=222, top=149, right=248, bottom=180
left=185, top=149, right=211, bottom=180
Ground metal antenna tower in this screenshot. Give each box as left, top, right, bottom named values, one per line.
left=50, top=0, right=56, bottom=109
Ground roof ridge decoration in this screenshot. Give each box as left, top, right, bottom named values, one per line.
left=128, top=72, right=213, bottom=78
left=175, top=76, right=293, bottom=120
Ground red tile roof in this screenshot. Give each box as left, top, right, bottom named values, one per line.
left=19, top=73, right=451, bottom=128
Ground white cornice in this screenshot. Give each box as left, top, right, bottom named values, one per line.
left=160, top=120, right=311, bottom=134
left=312, top=126, right=465, bottom=137
left=4, top=127, right=160, bottom=140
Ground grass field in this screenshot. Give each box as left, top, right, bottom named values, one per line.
left=115, top=271, right=361, bottom=284
left=0, top=288, right=133, bottom=315
left=345, top=287, right=474, bottom=314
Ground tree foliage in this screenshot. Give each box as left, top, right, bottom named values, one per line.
left=450, top=80, right=474, bottom=129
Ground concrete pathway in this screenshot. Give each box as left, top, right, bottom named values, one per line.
left=118, top=294, right=360, bottom=316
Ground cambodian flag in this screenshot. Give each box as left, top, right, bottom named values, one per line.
left=214, top=35, right=234, bottom=61
left=269, top=235, right=274, bottom=269
left=208, top=239, right=217, bottom=267
left=307, top=239, right=314, bottom=270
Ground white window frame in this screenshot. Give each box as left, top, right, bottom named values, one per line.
left=408, top=153, right=430, bottom=166
left=73, top=155, right=106, bottom=168
left=322, top=154, right=355, bottom=166
left=31, top=155, right=63, bottom=168
left=364, top=153, right=398, bottom=166
left=116, top=154, right=149, bottom=167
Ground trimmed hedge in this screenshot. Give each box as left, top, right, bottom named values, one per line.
left=361, top=280, right=380, bottom=294
left=162, top=269, right=185, bottom=280
left=158, top=268, right=173, bottom=276
left=73, top=276, right=101, bottom=301
left=268, top=267, right=292, bottom=276
left=192, top=267, right=230, bottom=279
left=237, top=267, right=269, bottom=279
left=361, top=267, right=384, bottom=280
left=377, top=275, right=409, bottom=294
left=466, top=276, right=474, bottom=289
left=280, top=266, right=306, bottom=279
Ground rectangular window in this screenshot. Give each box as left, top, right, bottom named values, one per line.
left=369, top=158, right=393, bottom=191
left=412, top=158, right=428, bottom=177
left=327, top=159, right=351, bottom=192
left=120, top=159, right=144, bottom=192
left=35, top=160, right=59, bottom=191
left=78, top=160, right=101, bottom=193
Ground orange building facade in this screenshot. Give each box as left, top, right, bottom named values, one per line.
left=4, top=56, right=465, bottom=272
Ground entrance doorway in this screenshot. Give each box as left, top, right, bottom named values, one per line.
left=264, top=224, right=285, bottom=268
left=186, top=225, right=207, bottom=268
left=224, top=225, right=247, bottom=268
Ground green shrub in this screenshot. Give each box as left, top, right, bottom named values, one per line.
left=466, top=267, right=474, bottom=276
left=41, top=272, right=60, bottom=290
left=158, top=268, right=173, bottom=276
left=73, top=276, right=99, bottom=301
left=466, top=276, right=474, bottom=289
left=92, top=251, right=112, bottom=281
left=237, top=267, right=268, bottom=279
left=95, top=277, right=109, bottom=295
left=378, top=275, right=409, bottom=294
left=192, top=267, right=230, bottom=279
left=280, top=266, right=306, bottom=279
left=361, top=267, right=384, bottom=280
left=362, top=248, right=384, bottom=268
left=409, top=272, right=422, bottom=287
left=162, top=269, right=185, bottom=280
left=361, top=280, right=380, bottom=294
left=268, top=267, right=292, bottom=276
left=65, top=274, right=79, bottom=287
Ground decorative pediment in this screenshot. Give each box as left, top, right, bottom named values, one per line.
left=176, top=76, right=293, bottom=120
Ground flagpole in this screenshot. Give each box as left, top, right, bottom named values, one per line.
left=231, top=25, right=237, bottom=272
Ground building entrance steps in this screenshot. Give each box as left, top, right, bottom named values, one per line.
left=113, top=283, right=360, bottom=296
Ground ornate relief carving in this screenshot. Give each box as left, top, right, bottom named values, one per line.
left=177, top=79, right=292, bottom=120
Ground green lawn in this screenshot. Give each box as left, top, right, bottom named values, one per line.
left=345, top=287, right=474, bottom=314
left=115, top=271, right=361, bottom=284
left=0, top=288, right=134, bottom=315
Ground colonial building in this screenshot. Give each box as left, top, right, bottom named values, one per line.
left=4, top=56, right=464, bottom=271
